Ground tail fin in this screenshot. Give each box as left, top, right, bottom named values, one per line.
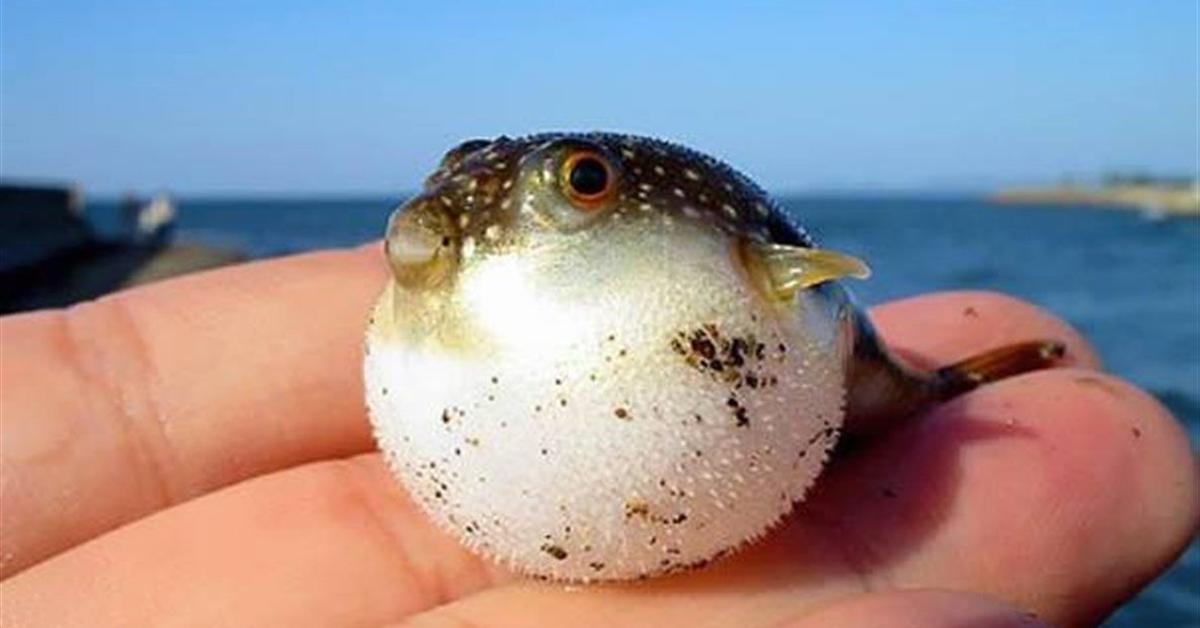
left=931, top=340, right=1065, bottom=400
left=844, top=310, right=1065, bottom=438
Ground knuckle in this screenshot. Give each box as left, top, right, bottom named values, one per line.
left=61, top=294, right=185, bottom=505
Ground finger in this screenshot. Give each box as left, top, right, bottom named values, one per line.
left=1, top=243, right=387, bottom=577
left=866, top=290, right=1101, bottom=370
left=0, top=454, right=506, bottom=628
left=805, top=368, right=1199, bottom=627
left=777, top=590, right=1049, bottom=628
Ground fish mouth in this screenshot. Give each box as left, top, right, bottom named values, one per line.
left=385, top=196, right=459, bottom=290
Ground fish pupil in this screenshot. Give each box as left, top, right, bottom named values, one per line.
left=568, top=157, right=609, bottom=196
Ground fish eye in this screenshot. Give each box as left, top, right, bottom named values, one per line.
left=560, top=151, right=615, bottom=209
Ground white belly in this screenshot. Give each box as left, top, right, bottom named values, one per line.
left=364, top=222, right=847, bottom=580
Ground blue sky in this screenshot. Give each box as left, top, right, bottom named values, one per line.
left=2, top=1, right=1196, bottom=195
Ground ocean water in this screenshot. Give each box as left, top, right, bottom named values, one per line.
left=92, top=196, right=1200, bottom=626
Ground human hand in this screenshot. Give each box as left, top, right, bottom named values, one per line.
left=2, top=245, right=1196, bottom=627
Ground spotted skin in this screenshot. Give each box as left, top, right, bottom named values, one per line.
left=394, top=133, right=811, bottom=259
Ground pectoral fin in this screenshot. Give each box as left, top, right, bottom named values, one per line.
left=740, top=240, right=871, bottom=302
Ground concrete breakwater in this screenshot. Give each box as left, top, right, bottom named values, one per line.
left=991, top=183, right=1199, bottom=217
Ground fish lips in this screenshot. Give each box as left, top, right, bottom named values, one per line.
left=385, top=198, right=460, bottom=289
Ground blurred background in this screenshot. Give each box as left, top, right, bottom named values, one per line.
left=2, top=2, right=1196, bottom=624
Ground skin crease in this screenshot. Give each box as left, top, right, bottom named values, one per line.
left=0, top=244, right=1196, bottom=628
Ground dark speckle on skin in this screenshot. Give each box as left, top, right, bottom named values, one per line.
left=963, top=306, right=979, bottom=318
left=690, top=335, right=716, bottom=360
left=672, top=325, right=775, bottom=396
left=734, top=404, right=749, bottom=428
left=793, top=424, right=839, bottom=462
left=440, top=406, right=466, bottom=425
left=1132, top=426, right=1142, bottom=438
left=624, top=499, right=650, bottom=520
left=541, top=544, right=568, bottom=560
left=724, top=395, right=750, bottom=427
left=614, top=407, right=630, bottom=420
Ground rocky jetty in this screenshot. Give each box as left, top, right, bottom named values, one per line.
left=0, top=183, right=245, bottom=314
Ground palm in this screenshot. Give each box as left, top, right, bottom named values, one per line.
left=2, top=245, right=1196, bottom=628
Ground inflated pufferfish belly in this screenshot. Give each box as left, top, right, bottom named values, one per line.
left=367, top=218, right=846, bottom=580
left=364, top=132, right=1064, bottom=582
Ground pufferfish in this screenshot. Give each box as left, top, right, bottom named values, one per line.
left=364, top=133, right=1063, bottom=582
